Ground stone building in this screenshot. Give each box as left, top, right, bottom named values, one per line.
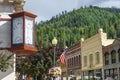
left=0, top=0, right=25, bottom=80
left=81, top=28, right=114, bottom=80
left=103, top=38, right=120, bottom=80
left=66, top=41, right=81, bottom=80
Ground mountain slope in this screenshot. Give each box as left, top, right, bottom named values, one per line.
left=37, top=6, right=120, bottom=47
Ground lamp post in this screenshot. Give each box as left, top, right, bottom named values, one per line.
left=52, top=37, right=57, bottom=67
left=52, top=37, right=57, bottom=80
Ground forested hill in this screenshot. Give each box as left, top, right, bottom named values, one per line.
left=36, top=6, right=120, bottom=48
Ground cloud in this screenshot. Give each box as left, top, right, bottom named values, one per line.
left=96, top=0, right=120, bottom=8
left=24, top=0, right=79, bottom=22
left=24, top=0, right=120, bottom=22
left=77, top=0, right=104, bottom=8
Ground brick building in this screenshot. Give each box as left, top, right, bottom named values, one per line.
left=66, top=41, right=81, bottom=80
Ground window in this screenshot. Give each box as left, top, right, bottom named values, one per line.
left=72, top=58, right=74, bottom=67
left=84, top=56, right=87, bottom=66
left=111, top=50, right=116, bottom=64
left=67, top=59, right=70, bottom=68
left=76, top=56, right=78, bottom=66
left=118, top=49, right=120, bottom=62
left=89, top=54, right=93, bottom=66
left=105, top=52, right=109, bottom=65
left=74, top=57, right=75, bottom=66
left=96, top=52, right=100, bottom=64
left=79, top=55, right=81, bottom=65
left=70, top=58, right=72, bottom=67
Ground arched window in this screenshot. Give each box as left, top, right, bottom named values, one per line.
left=96, top=52, right=100, bottom=64
left=70, top=58, right=72, bottom=67
left=111, top=50, right=116, bottom=64
left=89, top=54, right=93, bottom=66
left=118, top=49, right=120, bottom=62
left=79, top=55, right=81, bottom=65
left=84, top=56, right=87, bottom=66
left=105, top=52, right=109, bottom=65
left=72, top=57, right=74, bottom=67
left=76, top=56, right=78, bottom=66
left=67, top=59, right=70, bottom=68
left=74, top=57, right=75, bottom=66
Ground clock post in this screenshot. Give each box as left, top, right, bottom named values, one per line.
left=9, top=11, right=37, bottom=55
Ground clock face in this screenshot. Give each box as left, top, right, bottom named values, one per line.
left=12, top=17, right=23, bottom=44
left=25, top=16, right=34, bottom=46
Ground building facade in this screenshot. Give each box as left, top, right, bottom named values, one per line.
left=0, top=0, right=25, bottom=80
left=81, top=29, right=114, bottom=80
left=103, top=38, right=120, bottom=80
left=60, top=63, right=67, bottom=80
left=66, top=41, right=81, bottom=80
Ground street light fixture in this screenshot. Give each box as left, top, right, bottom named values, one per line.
left=52, top=37, right=57, bottom=67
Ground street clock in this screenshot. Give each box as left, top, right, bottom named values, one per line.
left=9, top=11, right=37, bottom=55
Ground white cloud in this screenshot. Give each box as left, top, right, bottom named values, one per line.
left=97, top=0, right=120, bottom=8
left=24, top=0, right=120, bottom=22
left=24, top=0, right=79, bottom=22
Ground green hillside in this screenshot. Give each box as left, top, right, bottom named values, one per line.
left=36, top=6, right=120, bottom=47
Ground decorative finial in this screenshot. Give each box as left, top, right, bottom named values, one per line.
left=98, top=28, right=103, bottom=33
left=81, top=38, right=84, bottom=42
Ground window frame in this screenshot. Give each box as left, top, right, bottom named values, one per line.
left=89, top=54, right=93, bottom=66
left=105, top=52, right=109, bottom=65
left=84, top=56, right=87, bottom=66
left=96, top=52, right=100, bottom=64
left=111, top=50, right=116, bottom=64
left=118, top=49, right=120, bottom=62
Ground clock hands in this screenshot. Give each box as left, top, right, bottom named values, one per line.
left=15, top=36, right=22, bottom=43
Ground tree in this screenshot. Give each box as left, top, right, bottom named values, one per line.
left=37, top=7, right=120, bottom=47
left=0, top=50, right=13, bottom=72
left=16, top=45, right=64, bottom=80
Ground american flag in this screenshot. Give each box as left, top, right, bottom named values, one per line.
left=60, top=50, right=67, bottom=64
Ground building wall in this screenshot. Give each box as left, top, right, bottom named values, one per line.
left=81, top=31, right=103, bottom=71
left=103, top=39, right=120, bottom=80
left=0, top=20, right=11, bottom=48
left=60, top=64, right=67, bottom=80
left=0, top=5, right=14, bottom=13
left=81, top=29, right=114, bottom=80
left=0, top=1, right=24, bottom=80
left=0, top=69, right=15, bottom=80
left=0, top=4, right=15, bottom=80
left=66, top=41, right=81, bottom=80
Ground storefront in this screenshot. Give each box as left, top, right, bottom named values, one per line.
left=104, top=68, right=118, bottom=80
left=82, top=71, right=89, bottom=80
left=88, top=70, right=94, bottom=80
left=95, top=69, right=102, bottom=80
left=82, top=69, right=102, bottom=80
left=119, top=68, right=120, bottom=80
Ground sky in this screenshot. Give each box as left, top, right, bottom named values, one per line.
left=24, top=0, right=120, bottom=22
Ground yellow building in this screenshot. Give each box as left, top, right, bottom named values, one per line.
left=81, top=28, right=114, bottom=80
